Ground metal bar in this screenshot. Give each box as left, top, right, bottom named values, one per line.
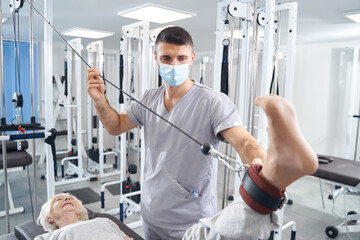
left=30, top=0, right=35, bottom=118
left=120, top=35, right=130, bottom=200
left=318, top=178, right=325, bottom=209
left=75, top=39, right=83, bottom=180
left=257, top=0, right=275, bottom=150
left=247, top=0, right=259, bottom=136
left=0, top=0, right=4, bottom=119
left=136, top=34, right=141, bottom=179
left=283, top=2, right=298, bottom=102
left=29, top=0, right=38, bottom=219
left=141, top=22, right=150, bottom=185
left=354, top=110, right=360, bottom=161
left=115, top=50, right=121, bottom=165
left=66, top=48, right=72, bottom=156
left=228, top=19, right=235, bottom=97
left=87, top=48, right=93, bottom=156
left=98, top=41, right=104, bottom=176
left=272, top=10, right=281, bottom=95
left=44, top=0, right=55, bottom=199
left=0, top=132, right=50, bottom=141
left=0, top=0, right=10, bottom=232
left=221, top=146, right=228, bottom=209
left=234, top=11, right=251, bottom=200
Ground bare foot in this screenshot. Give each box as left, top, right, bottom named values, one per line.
left=255, top=95, right=318, bottom=191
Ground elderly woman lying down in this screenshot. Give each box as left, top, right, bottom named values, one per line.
left=34, top=193, right=133, bottom=240
left=35, top=95, right=318, bottom=240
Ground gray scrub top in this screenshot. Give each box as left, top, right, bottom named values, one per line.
left=127, top=81, right=242, bottom=230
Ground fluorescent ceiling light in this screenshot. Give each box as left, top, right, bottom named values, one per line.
left=2, top=17, right=7, bottom=23
left=344, top=11, right=360, bottom=23
left=118, top=3, right=196, bottom=24
left=63, top=28, right=115, bottom=39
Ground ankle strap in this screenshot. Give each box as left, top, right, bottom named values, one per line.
left=239, top=164, right=287, bottom=214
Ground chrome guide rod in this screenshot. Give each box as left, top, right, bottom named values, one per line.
left=247, top=0, right=259, bottom=136
left=272, top=10, right=281, bottom=95
left=29, top=0, right=38, bottom=219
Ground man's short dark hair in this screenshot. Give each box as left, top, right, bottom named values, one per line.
left=155, top=26, right=194, bottom=51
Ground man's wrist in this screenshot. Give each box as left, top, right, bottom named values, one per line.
left=94, top=95, right=108, bottom=110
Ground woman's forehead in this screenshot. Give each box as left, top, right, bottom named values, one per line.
left=55, top=194, right=70, bottom=199
left=51, top=194, right=71, bottom=203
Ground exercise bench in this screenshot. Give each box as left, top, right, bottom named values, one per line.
left=312, top=154, right=360, bottom=239
left=0, top=141, right=32, bottom=217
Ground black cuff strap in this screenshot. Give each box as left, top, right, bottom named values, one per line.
left=242, top=170, right=287, bottom=210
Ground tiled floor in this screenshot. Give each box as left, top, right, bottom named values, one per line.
left=1, top=155, right=360, bottom=240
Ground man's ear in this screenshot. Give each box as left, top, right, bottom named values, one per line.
left=190, top=51, right=196, bottom=66
left=154, top=51, right=158, bottom=62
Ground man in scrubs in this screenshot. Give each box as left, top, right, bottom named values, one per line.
left=87, top=26, right=266, bottom=239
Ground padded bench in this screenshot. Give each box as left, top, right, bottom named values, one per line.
left=12, top=209, right=143, bottom=240
left=312, top=154, right=360, bottom=238
left=0, top=141, right=32, bottom=218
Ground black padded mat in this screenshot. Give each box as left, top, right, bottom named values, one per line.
left=65, top=187, right=100, bottom=205
left=313, top=155, right=360, bottom=187
left=105, top=183, right=121, bottom=195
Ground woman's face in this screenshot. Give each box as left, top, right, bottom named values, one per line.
left=48, top=194, right=81, bottom=222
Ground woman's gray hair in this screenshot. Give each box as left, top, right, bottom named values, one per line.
left=37, top=193, right=89, bottom=232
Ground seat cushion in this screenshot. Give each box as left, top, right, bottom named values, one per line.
left=0, top=151, right=32, bottom=169
left=0, top=141, right=28, bottom=152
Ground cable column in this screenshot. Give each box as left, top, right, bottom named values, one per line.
left=0, top=0, right=10, bottom=233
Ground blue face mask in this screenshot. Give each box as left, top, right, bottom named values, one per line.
left=159, top=63, right=190, bottom=87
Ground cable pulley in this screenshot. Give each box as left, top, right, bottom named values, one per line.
left=11, top=92, right=23, bottom=109
left=9, top=0, right=24, bottom=13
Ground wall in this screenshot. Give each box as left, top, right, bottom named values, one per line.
left=293, top=41, right=360, bottom=160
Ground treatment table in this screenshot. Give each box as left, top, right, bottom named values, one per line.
left=312, top=154, right=360, bottom=239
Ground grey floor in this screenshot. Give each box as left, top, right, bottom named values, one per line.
left=1, top=153, right=360, bottom=240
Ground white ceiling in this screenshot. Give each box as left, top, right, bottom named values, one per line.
left=1, top=0, right=360, bottom=53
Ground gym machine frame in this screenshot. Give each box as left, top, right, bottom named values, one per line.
left=100, top=21, right=150, bottom=230
left=214, top=0, right=298, bottom=239
left=1, top=0, right=57, bottom=232
left=86, top=40, right=119, bottom=178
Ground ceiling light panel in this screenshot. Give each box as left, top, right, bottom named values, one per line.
left=344, top=11, right=360, bottom=23
left=118, top=3, right=196, bottom=24
left=63, top=28, right=115, bottom=39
